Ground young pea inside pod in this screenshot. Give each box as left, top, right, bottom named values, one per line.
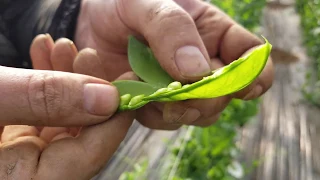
left=112, top=80, right=157, bottom=111
left=120, top=94, right=131, bottom=106
left=112, top=36, right=272, bottom=111
left=167, top=82, right=182, bottom=90
left=145, top=40, right=272, bottom=102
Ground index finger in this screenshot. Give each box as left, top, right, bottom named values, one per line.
left=175, top=0, right=263, bottom=64
left=117, top=0, right=212, bottom=82
left=176, top=0, right=274, bottom=98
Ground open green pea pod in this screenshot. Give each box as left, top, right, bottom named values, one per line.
left=112, top=36, right=272, bottom=111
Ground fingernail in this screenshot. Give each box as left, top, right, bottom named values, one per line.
left=43, top=33, right=53, bottom=51
left=69, top=41, right=78, bottom=55
left=84, top=84, right=119, bottom=116
left=165, top=103, right=201, bottom=124
left=175, top=46, right=211, bottom=77
left=243, top=85, right=263, bottom=100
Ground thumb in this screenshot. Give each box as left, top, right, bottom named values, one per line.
left=0, top=66, right=119, bottom=126
left=117, top=0, right=211, bottom=82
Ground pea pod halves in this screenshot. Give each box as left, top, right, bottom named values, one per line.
left=112, top=36, right=272, bottom=111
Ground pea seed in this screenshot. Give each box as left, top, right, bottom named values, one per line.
left=167, top=81, right=182, bottom=90
left=154, top=88, right=168, bottom=95
left=120, top=94, right=132, bottom=106
left=129, top=94, right=145, bottom=106
left=182, top=84, right=191, bottom=89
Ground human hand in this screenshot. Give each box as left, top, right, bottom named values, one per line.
left=73, top=0, right=274, bottom=129
left=0, top=34, right=134, bottom=179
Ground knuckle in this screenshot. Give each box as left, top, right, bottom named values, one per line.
left=146, top=3, right=191, bottom=26
left=0, top=138, right=42, bottom=178
left=27, top=73, right=63, bottom=125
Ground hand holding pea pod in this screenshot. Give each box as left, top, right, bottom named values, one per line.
left=113, top=36, right=272, bottom=111
left=74, top=0, right=274, bottom=128
left=0, top=0, right=275, bottom=179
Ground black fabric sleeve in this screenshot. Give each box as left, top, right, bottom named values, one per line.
left=0, top=0, right=81, bottom=69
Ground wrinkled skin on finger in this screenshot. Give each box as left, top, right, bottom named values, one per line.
left=73, top=0, right=274, bottom=130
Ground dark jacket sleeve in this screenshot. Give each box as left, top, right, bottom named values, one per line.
left=0, top=0, right=81, bottom=69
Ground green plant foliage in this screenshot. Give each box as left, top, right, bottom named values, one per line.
left=296, top=0, right=320, bottom=106
left=127, top=36, right=174, bottom=87
left=210, top=0, right=266, bottom=31
left=113, top=36, right=271, bottom=111
left=119, top=159, right=149, bottom=180
left=168, top=99, right=259, bottom=180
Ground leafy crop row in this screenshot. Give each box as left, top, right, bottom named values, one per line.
left=119, top=100, right=259, bottom=180
left=211, top=0, right=265, bottom=32
left=296, top=0, right=320, bottom=106
left=168, top=99, right=259, bottom=180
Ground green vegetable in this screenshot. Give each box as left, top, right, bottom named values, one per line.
left=127, top=36, right=174, bottom=88
left=112, top=36, right=272, bottom=111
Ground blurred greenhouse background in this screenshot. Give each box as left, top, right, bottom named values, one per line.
left=93, top=0, right=320, bottom=179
